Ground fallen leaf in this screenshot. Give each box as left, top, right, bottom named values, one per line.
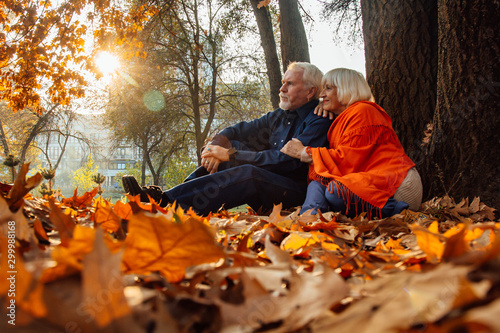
left=412, top=222, right=446, bottom=263
left=310, top=263, right=487, bottom=333
left=42, top=225, right=96, bottom=282
left=442, top=223, right=470, bottom=259
left=6, top=163, right=43, bottom=211
left=81, top=228, right=131, bottom=327
left=49, top=198, right=75, bottom=247
left=94, top=198, right=121, bottom=233
left=113, top=200, right=133, bottom=220
left=215, top=263, right=348, bottom=332
left=62, top=187, right=99, bottom=210
left=122, top=210, right=224, bottom=282
left=33, top=218, right=48, bottom=242
left=0, top=195, right=33, bottom=242
left=301, top=219, right=339, bottom=232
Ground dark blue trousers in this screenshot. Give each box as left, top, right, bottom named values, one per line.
left=164, top=164, right=307, bottom=215
left=300, top=181, right=409, bottom=218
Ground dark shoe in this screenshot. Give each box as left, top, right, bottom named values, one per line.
left=122, top=175, right=165, bottom=205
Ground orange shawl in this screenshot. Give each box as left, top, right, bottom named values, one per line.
left=308, top=101, right=415, bottom=212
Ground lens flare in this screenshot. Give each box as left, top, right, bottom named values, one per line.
left=95, top=52, right=120, bottom=76
left=143, top=90, right=165, bottom=111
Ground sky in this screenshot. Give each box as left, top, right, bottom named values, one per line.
left=304, top=2, right=366, bottom=76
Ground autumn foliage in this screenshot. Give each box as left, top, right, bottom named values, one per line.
left=0, top=165, right=499, bottom=332
left=0, top=0, right=156, bottom=113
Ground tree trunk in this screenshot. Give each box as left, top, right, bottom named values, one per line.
left=425, top=0, right=500, bottom=208
left=361, top=0, right=438, bottom=162
left=0, top=118, right=10, bottom=157
left=141, top=145, right=147, bottom=186
left=278, top=0, right=310, bottom=72
left=250, top=0, right=282, bottom=109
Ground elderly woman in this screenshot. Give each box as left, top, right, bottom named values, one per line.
left=281, top=68, right=422, bottom=218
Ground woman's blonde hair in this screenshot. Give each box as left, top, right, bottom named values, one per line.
left=322, top=68, right=373, bottom=106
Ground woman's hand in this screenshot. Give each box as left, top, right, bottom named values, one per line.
left=281, top=138, right=305, bottom=159
left=314, top=104, right=335, bottom=120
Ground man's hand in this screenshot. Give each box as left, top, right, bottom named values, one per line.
left=281, top=138, right=305, bottom=159
left=201, top=156, right=221, bottom=174
left=314, top=104, right=335, bottom=120
left=201, top=145, right=229, bottom=173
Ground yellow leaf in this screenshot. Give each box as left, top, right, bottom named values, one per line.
left=412, top=224, right=445, bottom=263
left=281, top=232, right=318, bottom=252
left=123, top=210, right=224, bottom=282
left=442, top=223, right=469, bottom=259
left=428, top=220, right=439, bottom=233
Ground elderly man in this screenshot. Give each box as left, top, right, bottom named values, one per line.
left=122, top=62, right=332, bottom=215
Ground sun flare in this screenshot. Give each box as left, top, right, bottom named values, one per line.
left=95, top=52, right=120, bottom=76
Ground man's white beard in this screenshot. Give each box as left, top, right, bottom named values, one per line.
left=279, top=95, right=291, bottom=110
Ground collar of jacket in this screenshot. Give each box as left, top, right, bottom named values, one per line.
left=291, top=99, right=319, bottom=120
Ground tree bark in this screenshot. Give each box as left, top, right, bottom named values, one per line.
left=361, top=0, right=438, bottom=162
left=250, top=0, right=282, bottom=109
left=425, top=0, right=500, bottom=208
left=278, top=0, right=310, bottom=72
left=0, top=118, right=10, bottom=157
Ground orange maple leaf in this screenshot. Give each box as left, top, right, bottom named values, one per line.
left=122, top=209, right=224, bottom=282
left=94, top=199, right=121, bottom=233
left=6, top=163, right=43, bottom=211
left=112, top=200, right=133, bottom=220
left=302, top=220, right=339, bottom=232
left=49, top=198, right=75, bottom=247
left=61, top=187, right=99, bottom=210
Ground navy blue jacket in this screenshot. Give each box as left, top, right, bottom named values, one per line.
left=218, top=100, right=332, bottom=183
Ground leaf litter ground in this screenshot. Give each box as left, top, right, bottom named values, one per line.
left=1, top=165, right=499, bottom=332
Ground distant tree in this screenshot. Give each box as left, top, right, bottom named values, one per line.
left=163, top=154, right=198, bottom=188
left=71, top=153, right=99, bottom=193
left=104, top=56, right=188, bottom=186
left=0, top=102, right=54, bottom=179
left=37, top=113, right=94, bottom=188
left=142, top=0, right=268, bottom=163
left=0, top=101, right=92, bottom=184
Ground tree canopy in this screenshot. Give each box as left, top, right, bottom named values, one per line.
left=0, top=0, right=155, bottom=113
